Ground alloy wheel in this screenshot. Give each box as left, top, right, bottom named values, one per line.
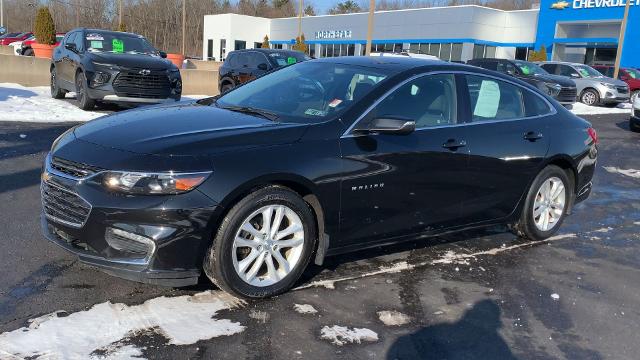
left=50, top=71, right=57, bottom=95
left=232, top=205, right=304, bottom=287
left=532, top=177, right=566, bottom=232
left=76, top=76, right=85, bottom=105
left=582, top=91, right=597, bottom=106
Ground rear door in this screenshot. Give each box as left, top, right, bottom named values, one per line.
left=338, top=73, right=472, bottom=246
left=456, top=74, right=552, bottom=224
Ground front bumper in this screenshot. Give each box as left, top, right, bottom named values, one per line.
left=631, top=112, right=640, bottom=130
left=40, top=155, right=219, bottom=287
left=85, top=66, right=182, bottom=104
left=598, top=85, right=630, bottom=103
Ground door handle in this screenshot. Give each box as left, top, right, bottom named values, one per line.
left=442, top=139, right=467, bottom=150
left=523, top=131, right=544, bottom=141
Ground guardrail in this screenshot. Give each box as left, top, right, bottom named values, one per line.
left=0, top=54, right=220, bottom=96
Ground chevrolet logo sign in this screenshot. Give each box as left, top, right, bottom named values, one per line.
left=551, top=1, right=570, bottom=9
left=138, top=69, right=151, bottom=75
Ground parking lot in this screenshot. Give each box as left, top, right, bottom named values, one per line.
left=0, top=109, right=638, bottom=359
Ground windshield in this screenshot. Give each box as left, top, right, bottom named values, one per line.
left=216, top=61, right=391, bottom=123
left=268, top=52, right=311, bottom=67
left=625, top=68, right=640, bottom=79
left=514, top=60, right=549, bottom=76
left=575, top=65, right=603, bottom=78
left=85, top=32, right=157, bottom=55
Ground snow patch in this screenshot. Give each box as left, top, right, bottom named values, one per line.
left=603, top=166, right=640, bottom=179
left=293, top=304, right=318, bottom=314
left=0, top=291, right=245, bottom=359
left=320, top=325, right=378, bottom=346
left=377, top=310, right=411, bottom=326
left=551, top=293, right=560, bottom=300
left=434, top=250, right=473, bottom=265
left=571, top=102, right=633, bottom=115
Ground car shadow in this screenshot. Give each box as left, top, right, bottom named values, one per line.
left=615, top=120, right=631, bottom=131
left=0, top=86, right=37, bottom=101
left=386, top=299, right=518, bottom=360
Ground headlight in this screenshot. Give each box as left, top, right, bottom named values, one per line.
left=545, top=83, right=562, bottom=97
left=600, top=82, right=616, bottom=89
left=101, top=171, right=211, bottom=195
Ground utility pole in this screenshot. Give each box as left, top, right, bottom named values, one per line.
left=1, top=0, right=4, bottom=33
left=297, top=0, right=303, bottom=40
left=365, top=0, right=375, bottom=56
left=75, top=0, right=80, bottom=28
left=182, top=0, right=186, bottom=55
left=613, top=0, right=631, bottom=79
left=119, top=0, right=123, bottom=28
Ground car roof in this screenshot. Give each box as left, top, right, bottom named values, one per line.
left=229, top=48, right=304, bottom=55
left=71, top=28, right=143, bottom=37
left=312, top=55, right=447, bottom=71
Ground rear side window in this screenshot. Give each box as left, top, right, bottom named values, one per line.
left=474, top=60, right=498, bottom=71
left=247, top=52, right=267, bottom=68
left=465, top=75, right=551, bottom=121
left=540, top=63, right=558, bottom=75
left=559, top=65, right=579, bottom=78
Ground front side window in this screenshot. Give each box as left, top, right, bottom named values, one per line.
left=216, top=61, right=391, bottom=123
left=364, top=74, right=457, bottom=128
left=465, top=75, right=552, bottom=121
left=559, top=65, right=580, bottom=78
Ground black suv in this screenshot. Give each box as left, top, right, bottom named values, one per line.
left=51, top=28, right=182, bottom=110
left=467, top=58, right=577, bottom=106
left=218, top=48, right=310, bottom=93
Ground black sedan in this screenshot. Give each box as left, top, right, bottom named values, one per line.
left=41, top=57, right=597, bottom=298
left=51, top=28, right=182, bottom=110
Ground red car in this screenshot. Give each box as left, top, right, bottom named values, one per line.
left=20, top=33, right=65, bottom=56
left=0, top=32, right=33, bottom=46
left=593, top=65, right=640, bottom=102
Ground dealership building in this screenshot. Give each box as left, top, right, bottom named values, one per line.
left=202, top=0, right=639, bottom=67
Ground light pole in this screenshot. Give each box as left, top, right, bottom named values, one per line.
left=1, top=0, right=4, bottom=32
left=365, top=0, right=375, bottom=56
left=613, top=0, right=631, bottom=79
left=297, top=0, right=303, bottom=41
left=182, top=0, right=186, bottom=55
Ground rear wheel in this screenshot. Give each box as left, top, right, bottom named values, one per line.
left=203, top=186, right=316, bottom=298
left=24, top=48, right=34, bottom=56
left=580, top=89, right=600, bottom=106
left=75, top=72, right=95, bottom=110
left=512, top=165, right=571, bottom=241
left=50, top=68, right=65, bottom=99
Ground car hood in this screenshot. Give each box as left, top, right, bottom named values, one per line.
left=531, top=73, right=576, bottom=87
left=73, top=101, right=309, bottom=157
left=88, top=52, right=175, bottom=70
left=592, top=76, right=627, bottom=87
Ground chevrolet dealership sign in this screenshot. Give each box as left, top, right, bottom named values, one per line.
left=315, top=30, right=353, bottom=39
left=561, top=0, right=640, bottom=9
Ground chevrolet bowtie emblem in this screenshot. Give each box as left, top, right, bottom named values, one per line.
left=139, top=69, right=151, bottom=75
left=551, top=1, right=570, bottom=9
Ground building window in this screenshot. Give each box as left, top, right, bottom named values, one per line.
left=516, top=47, right=532, bottom=61
left=207, top=39, right=213, bottom=60
left=234, top=40, right=246, bottom=50
left=319, top=43, right=358, bottom=58
left=473, top=44, right=497, bottom=59
left=272, top=43, right=283, bottom=49
left=254, top=42, right=262, bottom=49
left=220, top=39, right=226, bottom=61
left=451, top=43, right=463, bottom=62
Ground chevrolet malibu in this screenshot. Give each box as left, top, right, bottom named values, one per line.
left=41, top=57, right=597, bottom=298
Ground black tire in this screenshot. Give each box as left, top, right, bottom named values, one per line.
left=50, top=68, right=65, bottom=99
left=203, top=186, right=317, bottom=298
left=580, top=88, right=600, bottom=106
left=24, top=48, right=34, bottom=56
left=220, top=83, right=234, bottom=93
left=75, top=72, right=96, bottom=110
left=630, top=119, right=640, bottom=133
left=512, top=165, right=572, bottom=241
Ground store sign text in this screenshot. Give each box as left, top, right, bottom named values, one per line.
left=572, top=0, right=640, bottom=9
left=315, top=30, right=353, bottom=39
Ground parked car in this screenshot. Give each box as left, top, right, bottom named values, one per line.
left=631, top=94, right=640, bottom=132
left=371, top=51, right=440, bottom=61
left=19, top=33, right=65, bottom=56
left=8, top=35, right=34, bottom=55
left=592, top=65, right=640, bottom=103
left=539, top=61, right=629, bottom=106
left=41, top=57, right=597, bottom=298
left=218, top=48, right=310, bottom=93
left=51, top=28, right=182, bottom=110
left=467, top=58, right=577, bottom=106
left=0, top=32, right=32, bottom=46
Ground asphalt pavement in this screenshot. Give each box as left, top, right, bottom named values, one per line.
left=0, top=113, right=638, bottom=359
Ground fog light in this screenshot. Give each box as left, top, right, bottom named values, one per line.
left=105, top=227, right=155, bottom=256
left=91, top=71, right=111, bottom=87
left=606, top=92, right=614, bottom=98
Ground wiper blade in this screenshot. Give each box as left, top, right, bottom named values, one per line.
left=219, top=105, right=279, bottom=121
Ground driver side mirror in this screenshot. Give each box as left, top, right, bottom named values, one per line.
left=159, top=51, right=167, bottom=58
left=354, top=117, right=416, bottom=135
left=257, top=63, right=270, bottom=71
left=64, top=43, right=77, bottom=52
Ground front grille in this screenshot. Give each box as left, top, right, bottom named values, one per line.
left=617, top=86, right=629, bottom=94
left=557, top=87, right=577, bottom=102
left=51, top=157, right=102, bottom=178
left=113, top=70, right=171, bottom=99
left=41, top=180, right=91, bottom=228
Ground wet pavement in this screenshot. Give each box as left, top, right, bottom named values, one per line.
left=0, top=113, right=639, bottom=359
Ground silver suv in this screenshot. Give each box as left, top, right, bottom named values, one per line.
left=539, top=61, right=629, bottom=106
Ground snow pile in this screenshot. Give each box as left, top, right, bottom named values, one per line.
left=0, top=83, right=104, bottom=122
left=603, top=166, right=640, bottom=179
left=570, top=102, right=632, bottom=116
left=0, top=291, right=245, bottom=359
left=320, top=325, right=379, bottom=346
left=377, top=310, right=411, bottom=326
left=293, top=304, right=318, bottom=314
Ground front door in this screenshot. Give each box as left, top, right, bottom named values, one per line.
left=338, top=73, right=472, bottom=246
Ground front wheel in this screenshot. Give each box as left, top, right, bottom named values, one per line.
left=203, top=186, right=316, bottom=298
left=512, top=165, right=572, bottom=241
left=50, top=68, right=65, bottom=99
left=580, top=89, right=600, bottom=106
left=75, top=72, right=96, bottom=110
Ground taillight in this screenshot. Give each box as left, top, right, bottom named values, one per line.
left=587, top=127, right=598, bottom=145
